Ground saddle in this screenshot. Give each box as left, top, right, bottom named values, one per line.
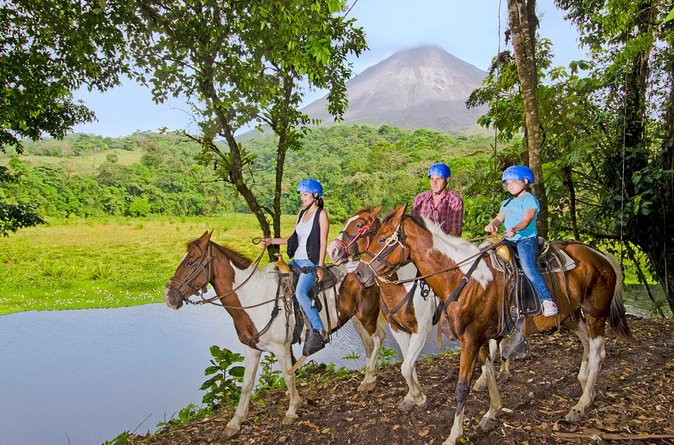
left=273, top=255, right=344, bottom=347
left=483, top=237, right=576, bottom=339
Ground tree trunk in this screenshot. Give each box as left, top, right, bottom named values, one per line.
left=562, top=165, right=579, bottom=239
left=646, top=50, right=674, bottom=315
left=507, top=0, right=549, bottom=237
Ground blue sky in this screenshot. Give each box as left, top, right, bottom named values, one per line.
left=73, top=0, right=585, bottom=137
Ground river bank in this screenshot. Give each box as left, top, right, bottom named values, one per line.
left=129, top=315, right=674, bottom=445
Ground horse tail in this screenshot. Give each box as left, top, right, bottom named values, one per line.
left=601, top=251, right=633, bottom=340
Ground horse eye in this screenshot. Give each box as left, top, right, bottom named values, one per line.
left=186, top=261, right=195, bottom=267
left=378, top=237, right=386, bottom=243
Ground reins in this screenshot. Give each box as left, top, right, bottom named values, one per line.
left=168, top=241, right=276, bottom=308
left=393, top=240, right=506, bottom=285
left=361, top=217, right=506, bottom=285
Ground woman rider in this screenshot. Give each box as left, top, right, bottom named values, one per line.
left=261, top=178, right=330, bottom=354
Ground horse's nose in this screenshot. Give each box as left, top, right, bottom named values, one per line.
left=163, top=287, right=183, bottom=309
left=327, top=242, right=341, bottom=262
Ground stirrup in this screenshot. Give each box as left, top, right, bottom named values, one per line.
left=302, top=329, right=327, bottom=356
left=502, top=331, right=529, bottom=361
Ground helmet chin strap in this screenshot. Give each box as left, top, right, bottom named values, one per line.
left=512, top=187, right=526, bottom=197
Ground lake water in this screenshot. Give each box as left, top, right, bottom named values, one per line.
left=0, top=285, right=668, bottom=445
left=0, top=302, right=450, bottom=445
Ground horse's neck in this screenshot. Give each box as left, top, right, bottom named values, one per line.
left=209, top=251, right=237, bottom=301
left=406, top=224, right=494, bottom=296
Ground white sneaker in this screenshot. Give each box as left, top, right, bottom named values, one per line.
left=541, top=300, right=558, bottom=317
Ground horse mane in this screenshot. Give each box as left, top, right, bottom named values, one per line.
left=210, top=242, right=253, bottom=270
left=415, top=216, right=493, bottom=289
left=186, top=238, right=253, bottom=270
left=356, top=206, right=379, bottom=215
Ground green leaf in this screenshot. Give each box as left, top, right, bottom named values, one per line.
left=229, top=366, right=246, bottom=377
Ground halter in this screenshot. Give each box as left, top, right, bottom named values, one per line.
left=335, top=220, right=378, bottom=259
left=165, top=242, right=267, bottom=307
left=360, top=221, right=410, bottom=282
left=165, top=243, right=213, bottom=299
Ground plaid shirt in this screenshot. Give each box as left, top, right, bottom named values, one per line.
left=411, top=189, right=464, bottom=236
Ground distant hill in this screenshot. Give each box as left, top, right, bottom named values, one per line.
left=302, top=45, right=489, bottom=134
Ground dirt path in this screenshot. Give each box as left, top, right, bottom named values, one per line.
left=131, top=316, right=674, bottom=445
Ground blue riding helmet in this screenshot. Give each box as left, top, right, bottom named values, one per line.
left=296, top=178, right=323, bottom=196
left=427, top=163, right=451, bottom=178
left=501, top=165, right=535, bottom=184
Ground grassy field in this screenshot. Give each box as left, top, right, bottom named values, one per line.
left=1, top=214, right=665, bottom=317
left=0, top=214, right=297, bottom=315
left=0, top=149, right=144, bottom=174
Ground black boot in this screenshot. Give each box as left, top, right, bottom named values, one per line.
left=501, top=330, right=529, bottom=360
left=302, top=329, right=327, bottom=356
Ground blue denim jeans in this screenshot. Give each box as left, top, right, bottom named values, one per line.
left=289, top=258, right=325, bottom=331
left=512, top=236, right=552, bottom=302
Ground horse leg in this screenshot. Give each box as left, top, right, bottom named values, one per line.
left=574, top=320, right=591, bottom=392
left=272, top=344, right=302, bottom=424
left=394, top=323, right=431, bottom=411
left=224, top=346, right=262, bottom=438
left=476, top=345, right=502, bottom=431
left=473, top=338, right=498, bottom=391
left=444, top=338, right=481, bottom=445
left=353, top=313, right=386, bottom=392
left=566, top=332, right=605, bottom=422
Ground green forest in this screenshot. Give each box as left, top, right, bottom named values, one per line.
left=2, top=128, right=501, bottom=232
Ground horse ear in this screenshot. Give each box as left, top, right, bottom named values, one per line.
left=199, top=230, right=212, bottom=246
left=394, top=204, right=407, bottom=219
left=372, top=205, right=383, bottom=218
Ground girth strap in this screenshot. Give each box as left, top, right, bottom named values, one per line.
left=440, top=253, right=485, bottom=312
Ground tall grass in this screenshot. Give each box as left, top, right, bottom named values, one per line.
left=0, top=214, right=297, bottom=315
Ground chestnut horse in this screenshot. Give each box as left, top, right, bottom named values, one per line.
left=164, top=231, right=386, bottom=438
left=354, top=205, right=632, bottom=445
left=328, top=206, right=505, bottom=410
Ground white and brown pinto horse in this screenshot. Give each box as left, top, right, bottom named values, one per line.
left=328, top=206, right=501, bottom=410
left=164, top=231, right=386, bottom=438
left=354, top=205, right=632, bottom=445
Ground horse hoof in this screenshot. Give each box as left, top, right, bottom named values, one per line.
left=357, top=380, right=376, bottom=392
left=224, top=426, right=240, bottom=439
left=565, top=408, right=583, bottom=423
left=398, top=399, right=415, bottom=412
left=478, top=417, right=498, bottom=431
left=282, top=414, right=299, bottom=425
left=497, top=372, right=511, bottom=383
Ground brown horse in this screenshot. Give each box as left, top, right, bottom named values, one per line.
left=354, top=205, right=632, bottom=445
left=328, top=206, right=437, bottom=410
left=164, top=231, right=386, bottom=438
left=328, top=206, right=506, bottom=410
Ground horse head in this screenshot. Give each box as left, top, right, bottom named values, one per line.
left=355, top=204, right=411, bottom=287
left=328, top=205, right=383, bottom=265
left=164, top=230, right=213, bottom=309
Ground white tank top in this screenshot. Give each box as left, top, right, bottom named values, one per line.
left=293, top=209, right=317, bottom=260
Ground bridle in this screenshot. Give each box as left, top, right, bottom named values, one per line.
left=165, top=242, right=214, bottom=300
left=334, top=218, right=380, bottom=259
left=360, top=220, right=410, bottom=282
left=165, top=242, right=266, bottom=306
left=360, top=216, right=503, bottom=285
